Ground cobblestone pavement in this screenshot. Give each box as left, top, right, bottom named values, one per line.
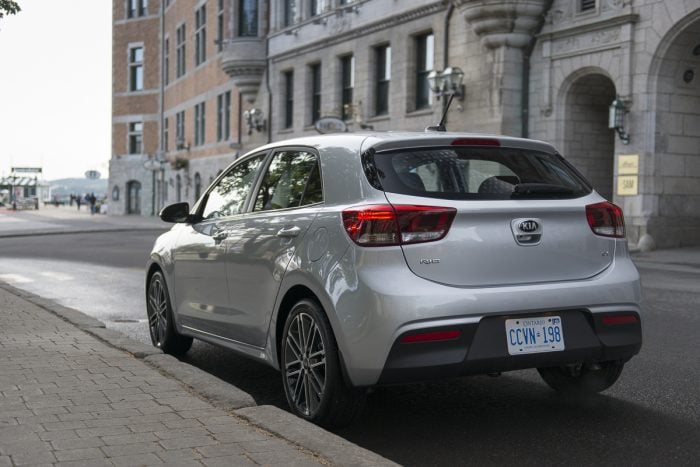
left=0, top=288, right=325, bottom=466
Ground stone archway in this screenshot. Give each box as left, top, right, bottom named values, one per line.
left=648, top=15, right=700, bottom=247
left=562, top=73, right=617, bottom=200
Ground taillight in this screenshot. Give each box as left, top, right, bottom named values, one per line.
left=586, top=202, right=625, bottom=238
left=400, top=330, right=462, bottom=344
left=342, top=204, right=456, bottom=247
left=601, top=314, right=639, bottom=326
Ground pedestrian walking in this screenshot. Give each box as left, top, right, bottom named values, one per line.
left=76, top=196, right=81, bottom=210
left=89, top=193, right=96, bottom=215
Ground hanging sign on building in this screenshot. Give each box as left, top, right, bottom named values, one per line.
left=315, top=116, right=348, bottom=134
left=12, top=167, right=42, bottom=174
left=616, top=154, right=639, bottom=196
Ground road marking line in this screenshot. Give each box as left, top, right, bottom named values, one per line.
left=0, top=273, right=34, bottom=284
left=39, top=271, right=75, bottom=281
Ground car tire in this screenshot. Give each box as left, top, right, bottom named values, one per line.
left=281, top=299, right=365, bottom=427
left=537, top=361, right=625, bottom=394
left=146, top=270, right=193, bottom=356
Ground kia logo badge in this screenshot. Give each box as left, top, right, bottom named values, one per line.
left=519, top=220, right=539, bottom=233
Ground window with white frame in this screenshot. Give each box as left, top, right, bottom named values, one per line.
left=194, top=102, right=206, bottom=146
left=164, top=117, right=169, bottom=152
left=340, top=54, right=354, bottom=120
left=128, top=122, right=143, bottom=154
left=164, top=37, right=170, bottom=85
left=176, top=24, right=186, bottom=78
left=284, top=70, right=294, bottom=129
left=415, top=32, right=434, bottom=110
left=375, top=44, right=391, bottom=116
left=283, top=0, right=296, bottom=27
left=195, top=5, right=207, bottom=66
left=127, top=0, right=147, bottom=18
left=310, top=63, right=321, bottom=124
left=129, top=46, right=144, bottom=91
left=217, top=0, right=225, bottom=52
left=176, top=111, right=185, bottom=148
left=217, top=91, right=231, bottom=141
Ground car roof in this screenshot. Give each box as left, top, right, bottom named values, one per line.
left=245, top=131, right=558, bottom=157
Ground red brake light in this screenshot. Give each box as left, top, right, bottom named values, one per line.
left=601, top=314, right=639, bottom=326
left=586, top=202, right=625, bottom=238
left=400, top=330, right=462, bottom=344
left=342, top=204, right=456, bottom=247
left=451, top=138, right=500, bottom=147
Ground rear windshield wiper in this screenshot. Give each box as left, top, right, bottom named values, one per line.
left=511, top=183, right=575, bottom=198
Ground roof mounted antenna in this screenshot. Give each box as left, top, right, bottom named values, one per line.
left=425, top=93, right=455, bottom=132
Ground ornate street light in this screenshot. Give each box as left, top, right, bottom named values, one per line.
left=426, top=66, right=466, bottom=132
left=609, top=96, right=630, bottom=145
left=244, top=108, right=266, bottom=135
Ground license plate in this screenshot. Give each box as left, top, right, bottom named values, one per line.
left=505, top=316, right=565, bottom=355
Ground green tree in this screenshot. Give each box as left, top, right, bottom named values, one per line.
left=0, top=0, right=20, bottom=19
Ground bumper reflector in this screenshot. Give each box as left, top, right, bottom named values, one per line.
left=400, top=330, right=462, bottom=344
left=601, top=315, right=639, bottom=326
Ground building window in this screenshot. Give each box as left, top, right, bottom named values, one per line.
left=195, top=102, right=206, bottom=146
left=310, top=63, right=321, bottom=124
left=284, top=70, right=294, bottom=129
left=217, top=0, right=225, bottom=52
left=239, top=0, right=258, bottom=37
left=375, top=45, right=391, bottom=116
left=164, top=37, right=170, bottom=85
left=127, top=0, right=147, bottom=18
left=415, top=32, right=434, bottom=110
left=217, top=91, right=231, bottom=141
left=195, top=5, right=207, bottom=66
left=164, top=117, right=169, bottom=152
left=310, top=0, right=323, bottom=17
left=283, top=0, right=296, bottom=27
left=129, top=46, right=144, bottom=92
left=194, top=172, right=202, bottom=200
left=579, top=0, right=596, bottom=12
left=176, top=24, right=186, bottom=78
left=128, top=122, right=143, bottom=154
left=340, top=55, right=354, bottom=120
left=176, top=111, right=185, bottom=148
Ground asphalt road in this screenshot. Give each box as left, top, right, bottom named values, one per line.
left=1, top=231, right=698, bottom=466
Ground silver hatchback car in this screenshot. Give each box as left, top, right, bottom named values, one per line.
left=146, top=132, right=642, bottom=426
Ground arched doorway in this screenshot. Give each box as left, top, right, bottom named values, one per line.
left=650, top=16, right=700, bottom=247
left=563, top=73, right=617, bottom=200
left=126, top=180, right=141, bottom=215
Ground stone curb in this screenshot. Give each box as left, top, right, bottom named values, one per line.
left=236, top=406, right=399, bottom=467
left=0, top=281, right=396, bottom=466
left=0, top=227, right=168, bottom=239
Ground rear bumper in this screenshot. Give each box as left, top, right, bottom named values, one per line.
left=377, top=309, right=641, bottom=385
left=329, top=244, right=641, bottom=387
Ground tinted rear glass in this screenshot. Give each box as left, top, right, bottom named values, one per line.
left=371, top=147, right=591, bottom=200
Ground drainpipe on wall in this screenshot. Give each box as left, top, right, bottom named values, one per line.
left=521, top=1, right=552, bottom=139
left=266, top=28, right=272, bottom=143
left=155, top=0, right=166, bottom=216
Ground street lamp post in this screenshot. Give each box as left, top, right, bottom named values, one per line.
left=426, top=66, right=465, bottom=132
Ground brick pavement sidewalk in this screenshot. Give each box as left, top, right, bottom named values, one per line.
left=0, top=288, right=325, bottom=467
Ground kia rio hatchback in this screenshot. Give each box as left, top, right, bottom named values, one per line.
left=146, top=133, right=642, bottom=426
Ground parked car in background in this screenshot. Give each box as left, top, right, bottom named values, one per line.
left=146, top=132, right=642, bottom=426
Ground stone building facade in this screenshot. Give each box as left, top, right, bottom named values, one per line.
left=111, top=0, right=700, bottom=249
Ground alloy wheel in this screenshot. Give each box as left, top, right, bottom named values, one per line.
left=147, top=275, right=168, bottom=347
left=284, top=312, right=327, bottom=416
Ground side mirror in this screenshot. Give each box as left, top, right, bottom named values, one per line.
left=159, top=202, right=191, bottom=223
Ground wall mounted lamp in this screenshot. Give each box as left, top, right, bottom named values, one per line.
left=244, top=108, right=267, bottom=135
left=428, top=66, right=465, bottom=100
left=609, top=96, right=630, bottom=145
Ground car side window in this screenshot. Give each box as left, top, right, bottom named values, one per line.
left=201, top=154, right=266, bottom=219
left=253, top=150, right=322, bottom=212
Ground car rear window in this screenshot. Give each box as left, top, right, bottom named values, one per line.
left=369, top=147, right=591, bottom=200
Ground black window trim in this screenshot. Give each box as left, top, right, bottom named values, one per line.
left=192, top=150, right=270, bottom=222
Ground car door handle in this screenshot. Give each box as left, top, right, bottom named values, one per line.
left=213, top=231, right=228, bottom=241
left=276, top=226, right=301, bottom=238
